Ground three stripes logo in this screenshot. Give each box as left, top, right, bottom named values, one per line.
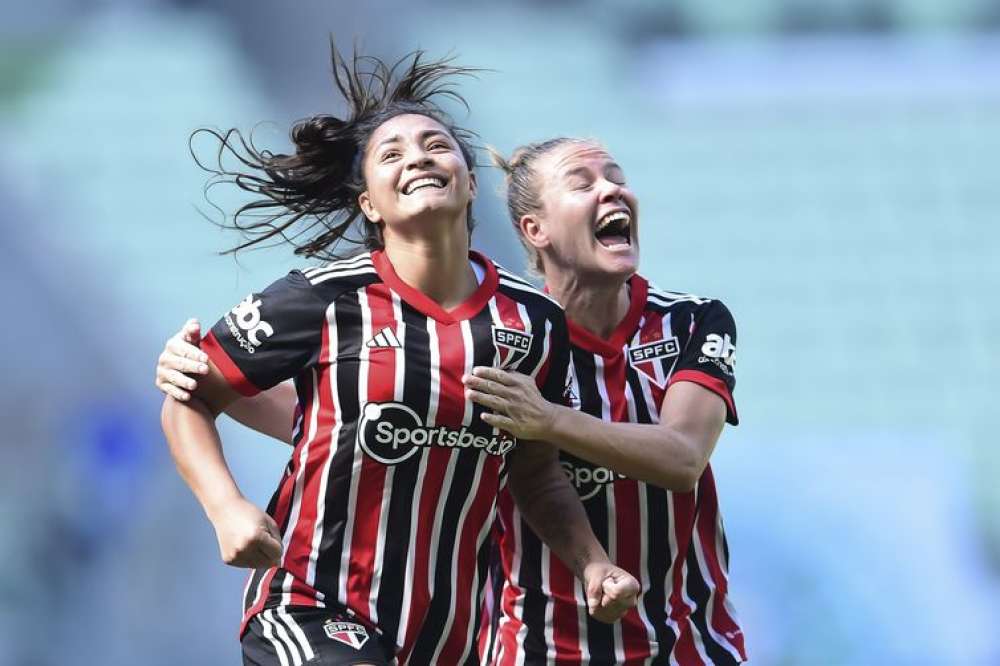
left=492, top=327, right=532, bottom=370
left=365, top=326, right=402, bottom=349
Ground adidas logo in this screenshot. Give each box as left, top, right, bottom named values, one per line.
left=366, top=327, right=402, bottom=349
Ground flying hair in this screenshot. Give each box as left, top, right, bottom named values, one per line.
left=190, top=41, right=481, bottom=259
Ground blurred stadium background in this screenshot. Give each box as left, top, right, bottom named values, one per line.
left=2, top=1, right=998, bottom=664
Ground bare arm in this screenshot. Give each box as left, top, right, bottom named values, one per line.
left=507, top=439, right=639, bottom=623
left=466, top=368, right=727, bottom=492
left=156, top=319, right=297, bottom=445
left=160, top=359, right=283, bottom=568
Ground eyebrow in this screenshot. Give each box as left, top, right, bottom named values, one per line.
left=375, top=129, right=451, bottom=150
left=561, top=162, right=624, bottom=179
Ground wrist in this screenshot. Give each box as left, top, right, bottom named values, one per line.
left=541, top=403, right=568, bottom=440
left=204, top=488, right=245, bottom=523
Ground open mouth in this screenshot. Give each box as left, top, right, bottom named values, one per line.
left=594, top=210, right=632, bottom=248
left=402, top=176, right=446, bottom=195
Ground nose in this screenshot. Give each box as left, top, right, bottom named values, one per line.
left=598, top=179, right=624, bottom=204
left=404, top=145, right=434, bottom=170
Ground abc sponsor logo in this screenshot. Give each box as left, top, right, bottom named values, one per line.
left=561, top=459, right=626, bottom=501
left=698, top=333, right=736, bottom=375
left=224, top=294, right=274, bottom=354
left=357, top=402, right=516, bottom=465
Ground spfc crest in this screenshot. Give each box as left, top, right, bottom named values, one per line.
left=323, top=619, right=369, bottom=650
left=492, top=327, right=533, bottom=370
left=627, top=336, right=680, bottom=387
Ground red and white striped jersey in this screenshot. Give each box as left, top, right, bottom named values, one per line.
left=490, top=274, right=746, bottom=666
left=201, top=250, right=570, bottom=665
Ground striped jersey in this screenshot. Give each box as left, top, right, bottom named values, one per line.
left=201, top=250, right=570, bottom=665
left=488, top=274, right=746, bottom=665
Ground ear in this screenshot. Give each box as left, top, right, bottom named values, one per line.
left=519, top=213, right=549, bottom=252
left=468, top=171, right=478, bottom=202
left=358, top=191, right=383, bottom=224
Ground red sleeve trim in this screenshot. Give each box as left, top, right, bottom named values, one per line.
left=202, top=330, right=261, bottom=397
left=668, top=369, right=739, bottom=425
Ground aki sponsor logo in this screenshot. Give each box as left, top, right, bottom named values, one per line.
left=323, top=619, right=369, bottom=650
left=561, top=458, right=627, bottom=501
left=357, top=402, right=516, bottom=465
left=492, top=327, right=533, bottom=370
left=627, top=336, right=680, bottom=387
left=224, top=294, right=274, bottom=354
left=698, top=332, right=736, bottom=376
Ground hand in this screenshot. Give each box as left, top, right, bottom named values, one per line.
left=462, top=366, right=557, bottom=440
left=155, top=318, right=210, bottom=401
left=208, top=496, right=283, bottom=569
left=583, top=561, right=641, bottom=624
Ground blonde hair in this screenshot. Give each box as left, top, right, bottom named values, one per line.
left=489, top=138, right=593, bottom=275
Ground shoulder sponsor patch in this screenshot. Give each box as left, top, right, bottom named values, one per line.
left=224, top=294, right=274, bottom=354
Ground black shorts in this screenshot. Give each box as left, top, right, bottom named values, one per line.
left=242, top=606, right=395, bottom=666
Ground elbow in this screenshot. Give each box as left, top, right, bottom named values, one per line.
left=652, top=449, right=708, bottom=493
left=664, top=466, right=701, bottom=493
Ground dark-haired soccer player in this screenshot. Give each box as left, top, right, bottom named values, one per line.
left=159, top=51, right=638, bottom=666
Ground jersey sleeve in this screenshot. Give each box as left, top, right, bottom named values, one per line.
left=201, top=270, right=327, bottom=396
left=538, top=308, right=572, bottom=407
left=668, top=300, right=739, bottom=425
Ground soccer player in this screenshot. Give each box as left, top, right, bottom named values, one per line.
left=159, top=50, right=638, bottom=666
left=466, top=139, right=746, bottom=664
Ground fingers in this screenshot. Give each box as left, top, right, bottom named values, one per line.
left=254, top=529, right=283, bottom=568
left=480, top=412, right=515, bottom=431
left=156, top=379, right=191, bottom=402
left=471, top=366, right=520, bottom=386
left=462, top=373, right=515, bottom=399
left=181, top=318, right=203, bottom=345
left=602, top=573, right=639, bottom=609
left=166, top=336, right=209, bottom=367
left=161, top=368, right=199, bottom=393
left=465, top=388, right=509, bottom=414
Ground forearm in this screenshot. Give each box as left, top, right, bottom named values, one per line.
left=509, top=445, right=609, bottom=579
left=545, top=405, right=705, bottom=491
left=222, top=381, right=297, bottom=445
left=161, top=396, right=244, bottom=519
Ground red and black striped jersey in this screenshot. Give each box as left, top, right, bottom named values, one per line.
left=200, top=250, right=570, bottom=665
left=490, top=274, right=746, bottom=666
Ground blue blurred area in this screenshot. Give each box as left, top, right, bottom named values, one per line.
left=2, top=2, right=998, bottom=664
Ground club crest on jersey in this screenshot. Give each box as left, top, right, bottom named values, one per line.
left=627, top=336, right=679, bottom=387
left=492, top=327, right=532, bottom=370
left=323, top=619, right=369, bottom=650
left=357, top=402, right=516, bottom=465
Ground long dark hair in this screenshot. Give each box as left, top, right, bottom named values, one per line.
left=191, top=42, right=480, bottom=260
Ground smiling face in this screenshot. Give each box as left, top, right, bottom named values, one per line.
left=522, top=141, right=639, bottom=281
left=358, top=113, right=477, bottom=237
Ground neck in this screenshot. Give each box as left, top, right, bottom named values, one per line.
left=546, top=268, right=631, bottom=340
left=381, top=216, right=477, bottom=309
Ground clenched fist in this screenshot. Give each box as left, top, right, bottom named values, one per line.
left=583, top=561, right=641, bottom=624
left=209, top=496, right=283, bottom=569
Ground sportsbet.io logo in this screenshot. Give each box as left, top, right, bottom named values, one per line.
left=561, top=459, right=627, bottom=501
left=357, top=402, right=516, bottom=465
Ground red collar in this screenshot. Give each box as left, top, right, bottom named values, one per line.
left=560, top=275, right=648, bottom=357
left=371, top=249, right=499, bottom=324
